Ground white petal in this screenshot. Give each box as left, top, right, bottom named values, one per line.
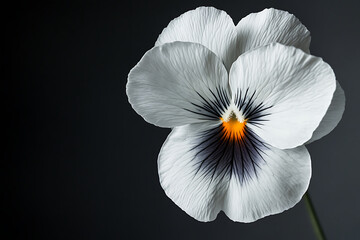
left=223, top=145, right=311, bottom=222
left=155, top=7, right=238, bottom=71
left=127, top=42, right=230, bottom=128
left=236, top=8, right=311, bottom=55
left=307, top=81, right=345, bottom=143
left=229, top=43, right=336, bottom=149
left=158, top=121, right=311, bottom=222
left=158, top=122, right=229, bottom=222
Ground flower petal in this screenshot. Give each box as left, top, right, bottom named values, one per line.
left=223, top=145, right=311, bottom=222
left=155, top=7, right=238, bottom=70
left=229, top=43, right=336, bottom=149
left=158, top=121, right=311, bottom=222
left=236, top=8, right=311, bottom=55
left=158, top=122, right=228, bottom=222
left=307, top=81, right=345, bottom=143
left=127, top=42, right=230, bottom=128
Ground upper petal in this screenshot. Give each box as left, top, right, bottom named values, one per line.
left=155, top=7, right=238, bottom=71
left=229, top=43, right=336, bottom=149
left=307, top=81, right=345, bottom=143
left=236, top=8, right=311, bottom=55
left=127, top=42, right=230, bottom=128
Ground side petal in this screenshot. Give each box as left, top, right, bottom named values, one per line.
left=155, top=7, right=238, bottom=70
left=127, top=42, right=230, bottom=128
left=229, top=43, right=336, bottom=149
left=236, top=8, right=311, bottom=55
left=223, top=145, right=311, bottom=222
left=307, top=81, right=345, bottom=143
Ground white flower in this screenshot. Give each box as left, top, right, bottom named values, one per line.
left=126, top=7, right=345, bottom=222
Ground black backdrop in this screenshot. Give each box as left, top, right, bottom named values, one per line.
left=8, top=0, right=360, bottom=239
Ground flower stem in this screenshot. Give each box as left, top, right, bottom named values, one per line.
left=303, top=192, right=327, bottom=240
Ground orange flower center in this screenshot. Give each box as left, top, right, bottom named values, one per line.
left=220, top=112, right=247, bottom=141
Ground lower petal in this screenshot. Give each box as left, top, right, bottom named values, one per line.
left=223, top=145, right=311, bottom=222
left=158, top=122, right=228, bottom=221
left=158, top=121, right=311, bottom=222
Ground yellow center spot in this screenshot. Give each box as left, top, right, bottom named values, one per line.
left=220, top=112, right=247, bottom=141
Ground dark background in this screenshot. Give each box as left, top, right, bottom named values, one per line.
left=8, top=0, right=360, bottom=239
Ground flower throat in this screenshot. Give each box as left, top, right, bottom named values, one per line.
left=220, top=111, right=247, bottom=141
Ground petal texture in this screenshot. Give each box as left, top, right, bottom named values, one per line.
left=155, top=7, right=238, bottom=70
left=229, top=43, right=336, bottom=149
left=223, top=144, right=311, bottom=222
left=307, top=81, right=345, bottom=143
left=127, top=42, right=230, bottom=128
left=158, top=122, right=228, bottom=222
left=158, top=122, right=311, bottom=222
left=236, top=8, right=311, bottom=55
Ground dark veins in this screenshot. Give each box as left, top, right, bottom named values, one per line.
left=184, top=87, right=273, bottom=184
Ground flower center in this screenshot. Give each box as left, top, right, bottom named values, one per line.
left=220, top=109, right=247, bottom=141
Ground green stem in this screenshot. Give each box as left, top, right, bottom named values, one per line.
left=303, top=192, right=327, bottom=240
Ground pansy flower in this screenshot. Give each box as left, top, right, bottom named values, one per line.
left=126, top=7, right=345, bottom=222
